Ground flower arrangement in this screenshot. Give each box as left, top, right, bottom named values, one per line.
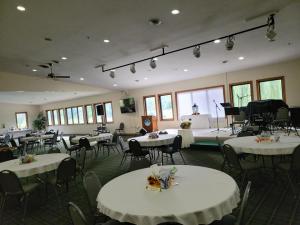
left=148, top=132, right=159, bottom=139
left=180, top=121, right=191, bottom=129
left=20, top=154, right=36, bottom=164
left=146, top=165, right=177, bottom=191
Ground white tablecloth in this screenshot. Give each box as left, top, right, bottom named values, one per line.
left=97, top=165, right=240, bottom=225
left=128, top=134, right=176, bottom=147
left=181, top=114, right=211, bottom=129
left=20, top=134, right=54, bottom=142
left=72, top=133, right=112, bottom=143
left=0, top=153, right=69, bottom=178
left=224, top=136, right=300, bottom=155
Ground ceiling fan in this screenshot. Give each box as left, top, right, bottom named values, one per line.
left=38, top=61, right=70, bottom=79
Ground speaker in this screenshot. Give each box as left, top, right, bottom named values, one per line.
left=96, top=104, right=104, bottom=115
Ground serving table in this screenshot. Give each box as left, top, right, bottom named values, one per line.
left=0, top=153, right=69, bottom=178
left=97, top=165, right=240, bottom=225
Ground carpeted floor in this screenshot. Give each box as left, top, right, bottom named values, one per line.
left=1, top=144, right=300, bottom=225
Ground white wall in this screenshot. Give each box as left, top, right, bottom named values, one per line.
left=41, top=58, right=300, bottom=134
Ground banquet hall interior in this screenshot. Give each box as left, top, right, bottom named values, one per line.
left=1, top=0, right=300, bottom=225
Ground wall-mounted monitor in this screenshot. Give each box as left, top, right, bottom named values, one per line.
left=120, top=97, right=136, bottom=113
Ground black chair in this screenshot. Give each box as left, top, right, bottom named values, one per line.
left=216, top=136, right=227, bottom=171
left=48, top=147, right=61, bottom=154
left=76, top=147, right=87, bottom=177
left=119, top=136, right=132, bottom=166
left=69, top=134, right=78, bottom=146
left=44, top=133, right=58, bottom=149
left=212, top=181, right=252, bottom=225
left=115, top=122, right=125, bottom=133
left=0, top=170, right=40, bottom=223
left=62, top=138, right=81, bottom=156
left=0, top=149, right=15, bottom=162
left=101, top=132, right=119, bottom=156
left=276, top=145, right=300, bottom=197
left=79, top=137, right=97, bottom=157
left=129, top=139, right=151, bottom=163
left=139, top=128, right=147, bottom=136
left=161, top=135, right=185, bottom=165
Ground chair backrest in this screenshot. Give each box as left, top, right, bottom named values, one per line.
left=62, top=138, right=69, bottom=150
left=236, top=181, right=252, bottom=225
left=10, top=138, right=18, bottom=147
left=118, top=136, right=127, bottom=151
left=77, top=148, right=86, bottom=170
left=291, top=145, right=300, bottom=171
left=68, top=202, right=89, bottom=225
left=57, top=157, right=76, bottom=183
left=0, top=150, right=14, bottom=163
left=112, top=132, right=118, bottom=143
left=69, top=135, right=76, bottom=145
left=48, top=147, right=61, bottom=154
left=223, top=144, right=243, bottom=171
left=129, top=139, right=143, bottom=156
left=0, top=170, right=24, bottom=195
left=276, top=107, right=289, bottom=121
left=4, top=134, right=10, bottom=144
left=139, top=128, right=147, bottom=136
left=172, top=135, right=182, bottom=152
left=79, top=138, right=91, bottom=149
left=25, top=133, right=31, bottom=137
left=51, top=133, right=58, bottom=145
left=83, top=171, right=102, bottom=212
left=119, top=122, right=125, bottom=130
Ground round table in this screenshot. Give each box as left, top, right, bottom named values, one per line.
left=128, top=134, right=176, bottom=147
left=224, top=135, right=300, bottom=155
left=97, top=165, right=240, bottom=225
left=72, top=133, right=112, bottom=143
left=0, top=153, right=69, bottom=178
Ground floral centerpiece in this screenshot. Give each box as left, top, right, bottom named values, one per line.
left=148, top=132, right=159, bottom=139
left=255, top=132, right=273, bottom=143
left=20, top=154, right=36, bottom=164
left=180, top=121, right=191, bottom=129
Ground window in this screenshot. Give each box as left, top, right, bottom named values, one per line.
left=46, top=110, right=53, bottom=126
left=257, top=76, right=285, bottom=101
left=16, top=112, right=28, bottom=129
left=158, top=93, right=174, bottom=120
left=176, top=86, right=225, bottom=119
left=230, top=82, right=253, bottom=107
left=53, top=109, right=59, bottom=125
left=104, top=102, right=113, bottom=123
left=66, top=108, right=73, bottom=125
left=144, top=95, right=157, bottom=116
left=95, top=104, right=103, bottom=123
left=85, top=105, right=94, bottom=124
left=59, top=109, right=65, bottom=125
left=78, top=106, right=84, bottom=124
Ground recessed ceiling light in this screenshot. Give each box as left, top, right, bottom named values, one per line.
left=144, top=77, right=148, bottom=80
left=153, top=57, right=158, bottom=61
left=80, top=77, right=84, bottom=81
left=104, top=39, right=110, bottom=43
left=32, top=69, right=37, bottom=72
left=171, top=9, right=180, bottom=15
left=113, top=83, right=118, bottom=87
left=61, top=57, right=68, bottom=60
left=183, top=69, right=189, bottom=72
left=110, top=69, right=115, bottom=72
left=238, top=56, right=245, bottom=60
left=17, top=5, right=26, bottom=11
left=214, top=39, right=221, bottom=44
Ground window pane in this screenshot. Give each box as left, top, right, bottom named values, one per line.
left=47, top=111, right=53, bottom=126
left=86, top=105, right=94, bottom=124
left=59, top=109, right=65, bottom=125
left=145, top=97, right=157, bottom=116
left=259, top=79, right=283, bottom=100
left=53, top=110, right=59, bottom=125
left=232, top=83, right=252, bottom=107
left=16, top=113, right=27, bottom=129
left=72, top=107, right=79, bottom=124
left=95, top=104, right=103, bottom=123
left=78, top=106, right=84, bottom=124
left=177, top=92, right=193, bottom=119
left=67, top=108, right=73, bottom=124
left=104, top=102, right=113, bottom=123
left=160, top=94, right=173, bottom=120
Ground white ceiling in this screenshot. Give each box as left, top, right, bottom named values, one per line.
left=0, top=0, right=299, bottom=92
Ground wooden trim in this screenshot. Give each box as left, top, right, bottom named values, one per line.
left=175, top=85, right=226, bottom=120
left=143, top=95, right=158, bottom=116
left=15, top=112, right=28, bottom=129
left=158, top=92, right=174, bottom=121
left=229, top=81, right=254, bottom=106
left=256, top=76, right=286, bottom=102
left=103, top=101, right=114, bottom=123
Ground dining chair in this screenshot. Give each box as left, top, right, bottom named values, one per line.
left=129, top=139, right=151, bottom=163
left=76, top=147, right=87, bottom=177
left=44, top=132, right=58, bottom=150
left=69, top=134, right=78, bottom=146
left=79, top=137, right=97, bottom=157
left=101, top=132, right=120, bottom=156
left=0, top=170, right=40, bottom=223
left=119, top=136, right=132, bottom=166
left=216, top=136, right=228, bottom=171
left=62, top=138, right=80, bottom=156
left=161, top=135, right=185, bottom=165
left=139, top=128, right=147, bottom=136
left=0, top=149, right=15, bottom=163
left=115, top=122, right=125, bottom=133
left=275, top=144, right=300, bottom=197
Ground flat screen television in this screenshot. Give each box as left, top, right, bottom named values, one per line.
left=120, top=97, right=136, bottom=113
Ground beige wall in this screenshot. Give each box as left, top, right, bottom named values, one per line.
left=0, top=103, right=40, bottom=134
left=40, top=58, right=300, bottom=134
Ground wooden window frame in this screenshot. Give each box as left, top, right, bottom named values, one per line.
left=256, top=76, right=286, bottom=102
left=46, top=110, right=53, bottom=126
left=158, top=93, right=175, bottom=121
left=229, top=81, right=254, bottom=107
left=85, top=104, right=95, bottom=124
left=143, top=95, right=158, bottom=116
left=59, top=108, right=66, bottom=125
left=15, top=112, right=28, bottom=129
left=104, top=101, right=114, bottom=123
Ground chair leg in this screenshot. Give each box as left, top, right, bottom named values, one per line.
left=0, top=195, right=7, bottom=224
left=23, top=194, right=29, bottom=222
left=170, top=154, right=175, bottom=164
left=287, top=172, right=297, bottom=197
left=120, top=153, right=126, bottom=166
left=179, top=151, right=186, bottom=164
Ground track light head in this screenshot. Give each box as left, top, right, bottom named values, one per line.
left=193, top=45, right=201, bottom=58
left=130, top=64, right=136, bottom=73
left=150, top=58, right=156, bottom=69
left=225, top=35, right=235, bottom=51
left=109, top=70, right=115, bottom=79
left=266, top=14, right=276, bottom=41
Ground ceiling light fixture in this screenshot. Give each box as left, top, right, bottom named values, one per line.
left=109, top=71, right=115, bottom=79
left=104, top=39, right=110, bottom=43
left=80, top=77, right=84, bottom=81
left=183, top=69, right=189, bottom=72
left=99, top=14, right=275, bottom=73
left=153, top=57, right=158, bottom=61
left=266, top=14, right=276, bottom=41
left=193, top=45, right=201, bottom=58
left=113, top=84, right=118, bottom=87
left=32, top=69, right=37, bottom=72
left=17, top=5, right=26, bottom=11
left=171, top=9, right=180, bottom=15
left=61, top=57, right=68, bottom=60
left=130, top=64, right=136, bottom=73
left=238, top=56, right=245, bottom=60
left=214, top=39, right=221, bottom=44
left=144, top=77, right=148, bottom=80
left=150, top=58, right=157, bottom=69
